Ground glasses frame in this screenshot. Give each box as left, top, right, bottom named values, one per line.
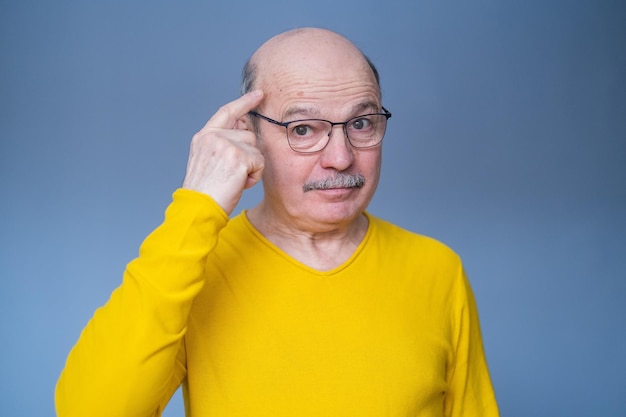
left=249, top=107, right=392, bottom=153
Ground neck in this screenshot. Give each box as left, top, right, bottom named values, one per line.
left=246, top=202, right=369, bottom=271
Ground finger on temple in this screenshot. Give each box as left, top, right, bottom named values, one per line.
left=204, top=90, right=264, bottom=130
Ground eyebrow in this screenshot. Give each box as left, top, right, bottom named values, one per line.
left=282, top=101, right=381, bottom=122
left=283, top=106, right=321, bottom=120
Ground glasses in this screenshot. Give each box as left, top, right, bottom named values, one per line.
left=249, top=107, right=392, bottom=153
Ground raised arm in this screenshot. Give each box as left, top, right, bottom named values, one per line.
left=55, top=91, right=265, bottom=417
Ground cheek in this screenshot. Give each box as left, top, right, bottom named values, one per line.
left=262, top=149, right=307, bottom=188
left=360, top=150, right=383, bottom=179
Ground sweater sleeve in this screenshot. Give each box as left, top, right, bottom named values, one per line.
left=55, top=189, right=229, bottom=417
left=445, top=266, right=500, bottom=417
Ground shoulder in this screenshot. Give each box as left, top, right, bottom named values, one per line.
left=366, top=213, right=461, bottom=265
left=361, top=214, right=469, bottom=311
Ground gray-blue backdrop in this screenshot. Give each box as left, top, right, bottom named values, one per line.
left=1, top=1, right=624, bottom=416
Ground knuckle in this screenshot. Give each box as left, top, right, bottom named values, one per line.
left=216, top=104, right=234, bottom=122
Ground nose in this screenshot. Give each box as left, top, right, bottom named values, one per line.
left=319, top=125, right=355, bottom=170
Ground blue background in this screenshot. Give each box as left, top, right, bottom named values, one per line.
left=1, top=1, right=625, bottom=416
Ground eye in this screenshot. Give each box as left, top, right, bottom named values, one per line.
left=350, top=117, right=372, bottom=130
left=289, top=121, right=324, bottom=138
left=292, top=124, right=312, bottom=137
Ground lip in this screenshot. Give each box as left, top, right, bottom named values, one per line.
left=310, top=187, right=356, bottom=198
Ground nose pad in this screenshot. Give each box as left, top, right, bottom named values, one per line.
left=327, top=124, right=349, bottom=144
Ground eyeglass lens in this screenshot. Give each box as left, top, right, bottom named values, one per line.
left=287, top=114, right=388, bottom=152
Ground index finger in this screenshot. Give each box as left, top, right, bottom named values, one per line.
left=204, top=90, right=264, bottom=130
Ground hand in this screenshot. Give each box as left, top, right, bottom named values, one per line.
left=182, top=90, right=265, bottom=214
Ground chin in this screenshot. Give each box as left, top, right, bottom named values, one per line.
left=305, top=201, right=366, bottom=226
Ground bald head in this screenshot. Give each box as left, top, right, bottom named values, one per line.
left=241, top=28, right=380, bottom=97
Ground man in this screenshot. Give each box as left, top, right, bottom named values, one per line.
left=56, top=28, right=499, bottom=416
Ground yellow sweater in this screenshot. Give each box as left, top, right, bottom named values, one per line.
left=56, top=189, right=499, bottom=416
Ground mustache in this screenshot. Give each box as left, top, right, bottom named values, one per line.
left=303, top=173, right=366, bottom=192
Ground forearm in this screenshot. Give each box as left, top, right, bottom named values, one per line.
left=56, top=189, right=228, bottom=417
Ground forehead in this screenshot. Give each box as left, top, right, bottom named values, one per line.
left=253, top=30, right=381, bottom=118
left=259, top=60, right=380, bottom=119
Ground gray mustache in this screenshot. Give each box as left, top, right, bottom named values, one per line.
left=303, top=173, right=366, bottom=192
